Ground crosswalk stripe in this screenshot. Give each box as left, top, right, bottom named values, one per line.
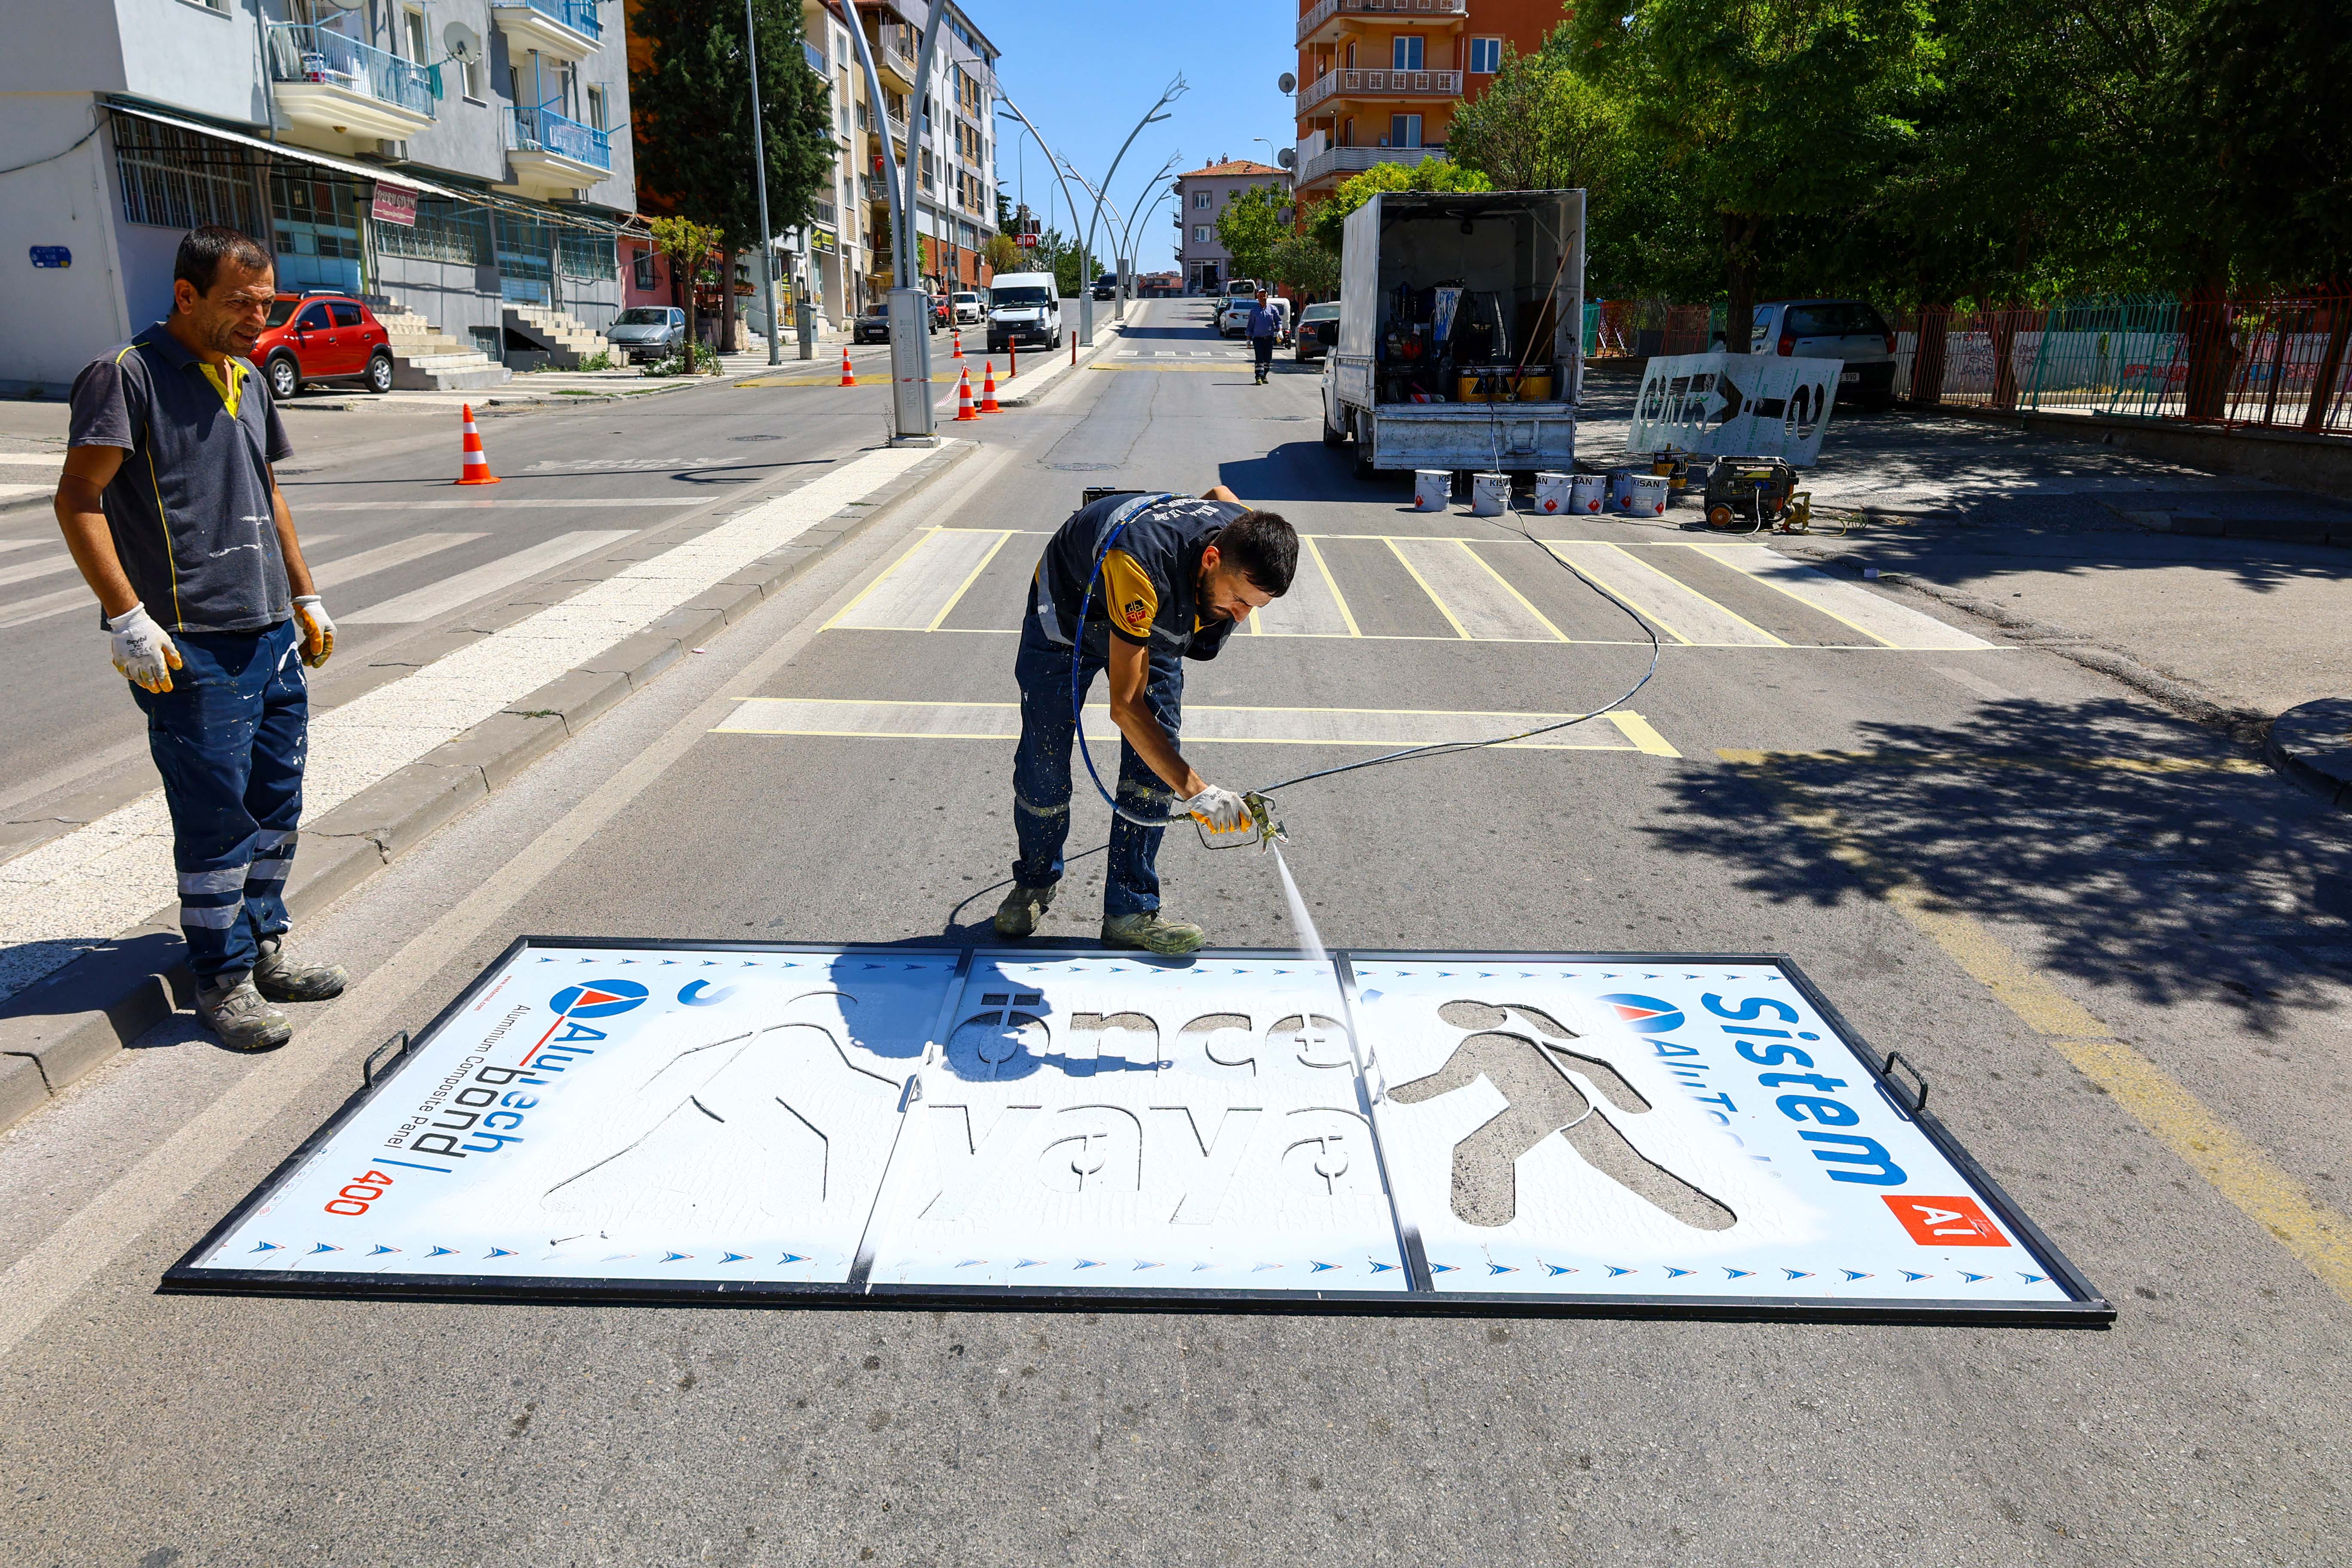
left=713, top=697, right=1676, bottom=754
left=1388, top=538, right=1567, bottom=642
left=826, top=527, right=1009, bottom=631
left=343, top=530, right=634, bottom=624
left=0, top=552, right=74, bottom=590
left=1381, top=537, right=1472, bottom=639
left=1252, top=534, right=1358, bottom=637
left=0, top=534, right=340, bottom=632
left=1541, top=541, right=1786, bottom=646
left=0, top=539, right=46, bottom=555
left=0, top=483, right=51, bottom=504
left=1693, top=545, right=1997, bottom=650
left=309, top=533, right=485, bottom=591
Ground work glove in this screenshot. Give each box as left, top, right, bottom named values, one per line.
left=293, top=594, right=335, bottom=669
left=107, top=603, right=183, bottom=693
left=1176, top=785, right=1251, bottom=833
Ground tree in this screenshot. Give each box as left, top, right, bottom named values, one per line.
left=647, top=215, right=723, bottom=366
left=983, top=232, right=1023, bottom=275
left=1446, top=28, right=1621, bottom=199
left=1214, top=184, right=1291, bottom=285
left=1268, top=233, right=1339, bottom=299
left=632, top=0, right=836, bottom=349
left=1569, top=0, right=1940, bottom=352
left=1305, top=158, right=1493, bottom=254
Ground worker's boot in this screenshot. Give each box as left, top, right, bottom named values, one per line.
left=252, top=935, right=347, bottom=1003
left=1101, top=911, right=1206, bottom=956
left=195, top=975, right=293, bottom=1053
left=992, top=882, right=1056, bottom=938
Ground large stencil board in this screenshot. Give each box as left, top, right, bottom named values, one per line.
left=167, top=941, right=2108, bottom=1322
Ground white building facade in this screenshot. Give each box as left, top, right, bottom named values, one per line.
left=1173, top=158, right=1287, bottom=296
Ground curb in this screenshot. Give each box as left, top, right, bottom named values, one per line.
left=2264, top=697, right=2352, bottom=810
left=2114, top=508, right=2352, bottom=549
left=0, top=441, right=971, bottom=1133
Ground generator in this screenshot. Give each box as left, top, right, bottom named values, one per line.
left=1702, top=455, right=1813, bottom=533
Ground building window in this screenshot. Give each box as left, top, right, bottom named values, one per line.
left=1390, top=114, right=1422, bottom=149
left=1468, top=36, right=1502, bottom=74
left=460, top=57, right=483, bottom=101
left=586, top=86, right=606, bottom=131
left=401, top=7, right=428, bottom=62
left=111, top=116, right=262, bottom=235
left=1194, top=190, right=1210, bottom=209
left=1393, top=36, right=1424, bottom=70
left=1340, top=117, right=1355, bottom=147
left=1192, top=225, right=1211, bottom=243
left=633, top=250, right=658, bottom=291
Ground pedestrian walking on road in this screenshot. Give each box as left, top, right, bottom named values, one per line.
left=53, top=225, right=348, bottom=1052
left=995, top=488, right=1296, bottom=954
left=1247, top=289, right=1281, bottom=384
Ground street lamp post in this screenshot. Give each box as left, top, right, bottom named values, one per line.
left=845, top=2, right=948, bottom=444
left=1069, top=75, right=1185, bottom=348
left=995, top=97, right=1094, bottom=321
left=745, top=0, right=779, bottom=366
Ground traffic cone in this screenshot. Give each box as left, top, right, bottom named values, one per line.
left=952, top=328, right=964, bottom=361
left=839, top=345, right=856, bottom=386
left=954, top=366, right=980, bottom=421
left=980, top=359, right=1001, bottom=413
left=454, top=404, right=499, bottom=485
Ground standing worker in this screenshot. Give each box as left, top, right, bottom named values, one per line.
left=1246, top=288, right=1282, bottom=385
left=995, top=487, right=1298, bottom=955
left=53, top=225, right=348, bottom=1052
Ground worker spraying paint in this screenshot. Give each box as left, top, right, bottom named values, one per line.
left=994, top=487, right=1298, bottom=955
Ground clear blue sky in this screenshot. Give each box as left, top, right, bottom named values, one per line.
left=974, top=0, right=1298, bottom=271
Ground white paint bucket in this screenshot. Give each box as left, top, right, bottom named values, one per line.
left=1625, top=472, right=1670, bottom=516
left=1533, top=471, right=1574, bottom=514
left=1470, top=472, right=1510, bottom=517
left=1607, top=468, right=1638, bottom=511
left=1413, top=469, right=1451, bottom=512
left=1569, top=472, right=1606, bottom=514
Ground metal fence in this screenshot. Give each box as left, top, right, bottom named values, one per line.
left=1588, top=299, right=1724, bottom=358
left=1893, top=292, right=2352, bottom=435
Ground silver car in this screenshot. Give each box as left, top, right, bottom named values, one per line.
left=1748, top=300, right=1898, bottom=408
left=604, top=306, right=686, bottom=364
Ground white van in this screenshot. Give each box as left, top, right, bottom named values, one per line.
left=986, top=273, right=1062, bottom=351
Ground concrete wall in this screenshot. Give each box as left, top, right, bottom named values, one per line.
left=116, top=0, right=269, bottom=125
left=0, top=100, right=137, bottom=395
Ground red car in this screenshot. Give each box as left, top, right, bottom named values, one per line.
left=249, top=292, right=395, bottom=398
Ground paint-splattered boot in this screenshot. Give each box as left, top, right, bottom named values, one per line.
left=1101, top=911, right=1206, bottom=956
left=253, top=935, right=347, bottom=1002
left=992, top=883, right=1056, bottom=938
left=196, top=976, right=293, bottom=1052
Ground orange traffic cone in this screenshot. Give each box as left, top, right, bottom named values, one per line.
left=954, top=366, right=980, bottom=421
left=979, top=359, right=1000, bottom=413
left=455, top=404, right=499, bottom=485
left=952, top=328, right=964, bottom=361
left=839, top=345, right=856, bottom=386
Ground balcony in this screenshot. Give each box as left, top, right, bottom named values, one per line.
left=504, top=105, right=611, bottom=195
left=1295, top=142, right=1447, bottom=188
left=805, top=40, right=827, bottom=76
left=491, top=0, right=602, bottom=61
left=264, top=23, right=435, bottom=143
left=862, top=175, right=893, bottom=204
left=1297, top=67, right=1461, bottom=113
left=871, top=33, right=917, bottom=92
left=1298, top=0, right=1467, bottom=47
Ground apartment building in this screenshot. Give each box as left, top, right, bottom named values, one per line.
left=1289, top=0, right=1555, bottom=208
left=1174, top=159, right=1288, bottom=296
left=1, top=0, right=641, bottom=396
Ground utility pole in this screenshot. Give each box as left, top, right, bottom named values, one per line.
left=746, top=0, right=779, bottom=365
left=846, top=2, right=948, bottom=444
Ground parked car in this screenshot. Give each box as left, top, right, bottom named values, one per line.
left=951, top=290, right=984, bottom=325
left=1294, top=301, right=1339, bottom=361
left=250, top=292, right=393, bottom=398
left=1219, top=297, right=1289, bottom=341
left=1224, top=279, right=1259, bottom=310
left=986, top=273, right=1063, bottom=351
left=931, top=294, right=953, bottom=328
left=603, top=306, right=686, bottom=364
left=1747, top=299, right=1898, bottom=408
left=853, top=301, right=892, bottom=343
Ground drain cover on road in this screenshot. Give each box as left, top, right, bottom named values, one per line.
left=167, top=941, right=2109, bottom=1322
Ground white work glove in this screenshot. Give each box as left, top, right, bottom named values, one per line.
left=1176, top=784, right=1250, bottom=833
left=107, top=603, right=183, bottom=693
left=293, top=594, right=335, bottom=669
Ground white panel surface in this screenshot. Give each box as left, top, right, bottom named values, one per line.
left=1627, top=352, right=1842, bottom=466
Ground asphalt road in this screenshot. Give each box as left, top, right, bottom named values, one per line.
left=0, top=297, right=2345, bottom=1566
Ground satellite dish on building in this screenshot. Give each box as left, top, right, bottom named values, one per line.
left=1278, top=147, right=1296, bottom=169
left=442, top=20, right=484, bottom=62
left=1277, top=71, right=1297, bottom=95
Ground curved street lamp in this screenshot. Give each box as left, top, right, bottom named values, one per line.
left=1066, top=74, right=1185, bottom=346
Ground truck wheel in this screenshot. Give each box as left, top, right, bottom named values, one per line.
left=1321, top=396, right=1347, bottom=447
left=1350, top=411, right=1377, bottom=481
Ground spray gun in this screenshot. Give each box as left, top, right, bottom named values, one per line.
left=1190, top=791, right=1286, bottom=851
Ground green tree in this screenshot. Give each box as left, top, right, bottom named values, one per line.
left=1214, top=183, right=1291, bottom=284
left=1268, top=233, right=1339, bottom=299
left=983, top=232, right=1023, bottom=275
left=632, top=0, right=836, bottom=347
left=1305, top=158, right=1493, bottom=254
left=1446, top=28, right=1620, bottom=199
left=647, top=214, right=723, bottom=365
left=1569, top=0, right=1940, bottom=351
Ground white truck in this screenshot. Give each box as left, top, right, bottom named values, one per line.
left=1321, top=189, right=1586, bottom=481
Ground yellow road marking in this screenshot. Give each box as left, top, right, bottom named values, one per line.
left=1088, top=363, right=1255, bottom=372
left=1458, top=539, right=1571, bottom=641
left=925, top=528, right=1012, bottom=632
left=1305, top=534, right=1361, bottom=638
left=1382, top=536, right=1471, bottom=639
left=1607, top=710, right=1681, bottom=757
left=1721, top=747, right=2352, bottom=1301
left=822, top=527, right=939, bottom=631
left=1755, top=749, right=2266, bottom=776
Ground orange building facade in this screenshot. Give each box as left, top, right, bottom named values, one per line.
left=1291, top=0, right=1564, bottom=208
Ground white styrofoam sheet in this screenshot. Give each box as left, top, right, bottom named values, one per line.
left=171, top=943, right=2095, bottom=1317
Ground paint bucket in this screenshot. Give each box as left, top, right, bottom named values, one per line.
left=1413, top=469, right=1451, bottom=512
left=1626, top=472, right=1670, bottom=516
left=1607, top=468, right=1638, bottom=511
left=1569, top=472, right=1606, bottom=514
left=1533, top=471, right=1574, bottom=514
left=1470, top=472, right=1510, bottom=517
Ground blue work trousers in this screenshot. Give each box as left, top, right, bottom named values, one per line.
left=1011, top=619, right=1185, bottom=919
left=1252, top=335, right=1275, bottom=379
left=129, top=618, right=308, bottom=982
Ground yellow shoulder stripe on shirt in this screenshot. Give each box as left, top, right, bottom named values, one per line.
left=1100, top=549, right=1158, bottom=637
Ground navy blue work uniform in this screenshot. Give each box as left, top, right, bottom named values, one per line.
left=1013, top=493, right=1246, bottom=917
left=68, top=325, right=307, bottom=983
left=1246, top=300, right=1282, bottom=383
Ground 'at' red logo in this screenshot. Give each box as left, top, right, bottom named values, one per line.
left=1883, top=1194, right=2011, bottom=1247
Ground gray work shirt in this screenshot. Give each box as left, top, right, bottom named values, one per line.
left=67, top=322, right=293, bottom=634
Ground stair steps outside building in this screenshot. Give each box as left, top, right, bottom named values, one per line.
left=373, top=301, right=511, bottom=391
left=501, top=302, right=608, bottom=369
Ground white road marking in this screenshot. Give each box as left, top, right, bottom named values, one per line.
left=826, top=527, right=1008, bottom=630
left=1543, top=542, right=1785, bottom=646
left=0, top=539, right=46, bottom=554
left=309, top=532, right=485, bottom=590
left=1694, top=545, right=1997, bottom=650
left=713, top=697, right=1678, bottom=754
left=1387, top=538, right=1567, bottom=641
left=0, top=553, right=74, bottom=590
left=0, top=584, right=99, bottom=630
left=1250, top=535, right=1357, bottom=637
left=1932, top=663, right=2022, bottom=701
left=299, top=497, right=704, bottom=510
left=0, top=441, right=953, bottom=1001
left=341, top=530, right=634, bottom=623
